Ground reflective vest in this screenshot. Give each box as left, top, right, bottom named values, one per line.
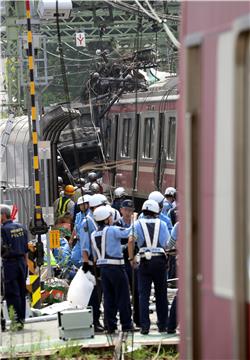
left=57, top=196, right=71, bottom=217
left=91, top=227, right=124, bottom=266
left=138, top=219, right=165, bottom=255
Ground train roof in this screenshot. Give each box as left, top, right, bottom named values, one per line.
left=113, top=76, right=179, bottom=105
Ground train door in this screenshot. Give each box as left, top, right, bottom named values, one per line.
left=139, top=111, right=159, bottom=196
left=234, top=27, right=250, bottom=359
left=103, top=114, right=119, bottom=188
left=163, top=111, right=177, bottom=190
left=155, top=112, right=165, bottom=190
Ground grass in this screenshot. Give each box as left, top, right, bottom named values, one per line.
left=125, top=345, right=179, bottom=360
left=53, top=344, right=179, bottom=360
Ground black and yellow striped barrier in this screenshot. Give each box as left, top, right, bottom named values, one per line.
left=27, top=274, right=41, bottom=309
left=25, top=0, right=42, bottom=216
left=25, top=0, right=43, bottom=309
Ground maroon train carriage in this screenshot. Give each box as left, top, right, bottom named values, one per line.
left=102, top=76, right=179, bottom=204
left=178, top=2, right=250, bottom=359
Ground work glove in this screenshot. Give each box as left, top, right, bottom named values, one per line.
left=81, top=262, right=90, bottom=273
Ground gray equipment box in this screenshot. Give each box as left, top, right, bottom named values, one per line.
left=58, top=307, right=94, bottom=340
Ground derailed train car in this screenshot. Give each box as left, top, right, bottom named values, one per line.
left=0, top=107, right=100, bottom=227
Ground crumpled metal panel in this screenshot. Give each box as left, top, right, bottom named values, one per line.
left=0, top=186, right=34, bottom=228
left=0, top=116, right=31, bottom=187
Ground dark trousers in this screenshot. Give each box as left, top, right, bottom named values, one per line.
left=3, top=259, right=26, bottom=323
left=101, top=265, right=132, bottom=331
left=88, top=279, right=102, bottom=326
left=168, top=255, right=177, bottom=280
left=168, top=294, right=177, bottom=331
left=138, top=256, right=168, bottom=331
left=125, top=261, right=140, bottom=326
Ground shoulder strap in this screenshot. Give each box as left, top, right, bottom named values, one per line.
left=62, top=198, right=71, bottom=214
left=101, top=227, right=108, bottom=258
left=139, top=219, right=161, bottom=248
left=139, top=219, right=152, bottom=247
left=91, top=227, right=108, bottom=260
left=57, top=197, right=70, bottom=215
left=57, top=197, right=63, bottom=215
left=152, top=219, right=161, bottom=247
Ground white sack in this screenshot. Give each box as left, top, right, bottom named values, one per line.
left=67, top=269, right=94, bottom=307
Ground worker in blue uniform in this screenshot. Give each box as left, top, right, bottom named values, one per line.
left=74, top=195, right=91, bottom=238
left=80, top=194, right=108, bottom=333
left=116, top=199, right=140, bottom=327
left=70, top=195, right=92, bottom=268
left=162, top=187, right=176, bottom=215
left=147, top=191, right=173, bottom=233
left=91, top=206, right=133, bottom=333
left=1, top=205, right=28, bottom=329
left=111, top=187, right=128, bottom=212
left=146, top=191, right=176, bottom=283
left=128, top=199, right=170, bottom=335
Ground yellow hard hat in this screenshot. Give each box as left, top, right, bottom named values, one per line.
left=64, top=184, right=75, bottom=196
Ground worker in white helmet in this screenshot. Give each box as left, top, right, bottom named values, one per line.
left=128, top=199, right=170, bottom=335
left=79, top=193, right=108, bottom=333
left=112, top=187, right=128, bottom=212
left=91, top=206, right=133, bottom=333
left=162, top=187, right=176, bottom=215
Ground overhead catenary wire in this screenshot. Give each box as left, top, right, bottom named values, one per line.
left=88, top=86, right=114, bottom=202
left=46, top=49, right=94, bottom=62
left=55, top=0, right=80, bottom=180
left=134, top=0, right=180, bottom=49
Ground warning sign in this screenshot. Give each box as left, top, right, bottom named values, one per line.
left=75, top=32, right=86, bottom=47
left=49, top=230, right=60, bottom=248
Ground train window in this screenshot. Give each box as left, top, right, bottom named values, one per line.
left=142, top=117, right=155, bottom=159
left=121, top=118, right=131, bottom=157
left=167, top=116, right=176, bottom=161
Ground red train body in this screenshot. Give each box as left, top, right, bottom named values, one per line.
left=102, top=77, right=178, bottom=202
left=178, top=2, right=250, bottom=359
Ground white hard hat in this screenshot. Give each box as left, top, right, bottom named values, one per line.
left=98, top=194, right=108, bottom=205
left=148, top=191, right=164, bottom=204
left=114, top=187, right=127, bottom=198
left=93, top=206, right=112, bottom=222
left=77, top=194, right=92, bottom=205
left=89, top=194, right=106, bottom=208
left=106, top=205, right=121, bottom=224
left=164, top=187, right=176, bottom=197
left=142, top=199, right=160, bottom=214
left=77, top=196, right=84, bottom=205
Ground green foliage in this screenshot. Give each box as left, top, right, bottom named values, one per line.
left=56, top=341, right=82, bottom=359
left=55, top=344, right=179, bottom=360
left=125, top=345, right=179, bottom=360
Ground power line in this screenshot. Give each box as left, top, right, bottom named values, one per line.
left=144, top=0, right=180, bottom=49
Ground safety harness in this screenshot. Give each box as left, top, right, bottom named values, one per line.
left=85, top=214, right=98, bottom=266
left=91, top=227, right=125, bottom=266
left=138, top=219, right=165, bottom=257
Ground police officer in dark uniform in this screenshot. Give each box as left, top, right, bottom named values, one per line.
left=116, top=199, right=140, bottom=328
left=91, top=206, right=133, bottom=333
left=1, top=205, right=28, bottom=329
left=128, top=199, right=170, bottom=335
